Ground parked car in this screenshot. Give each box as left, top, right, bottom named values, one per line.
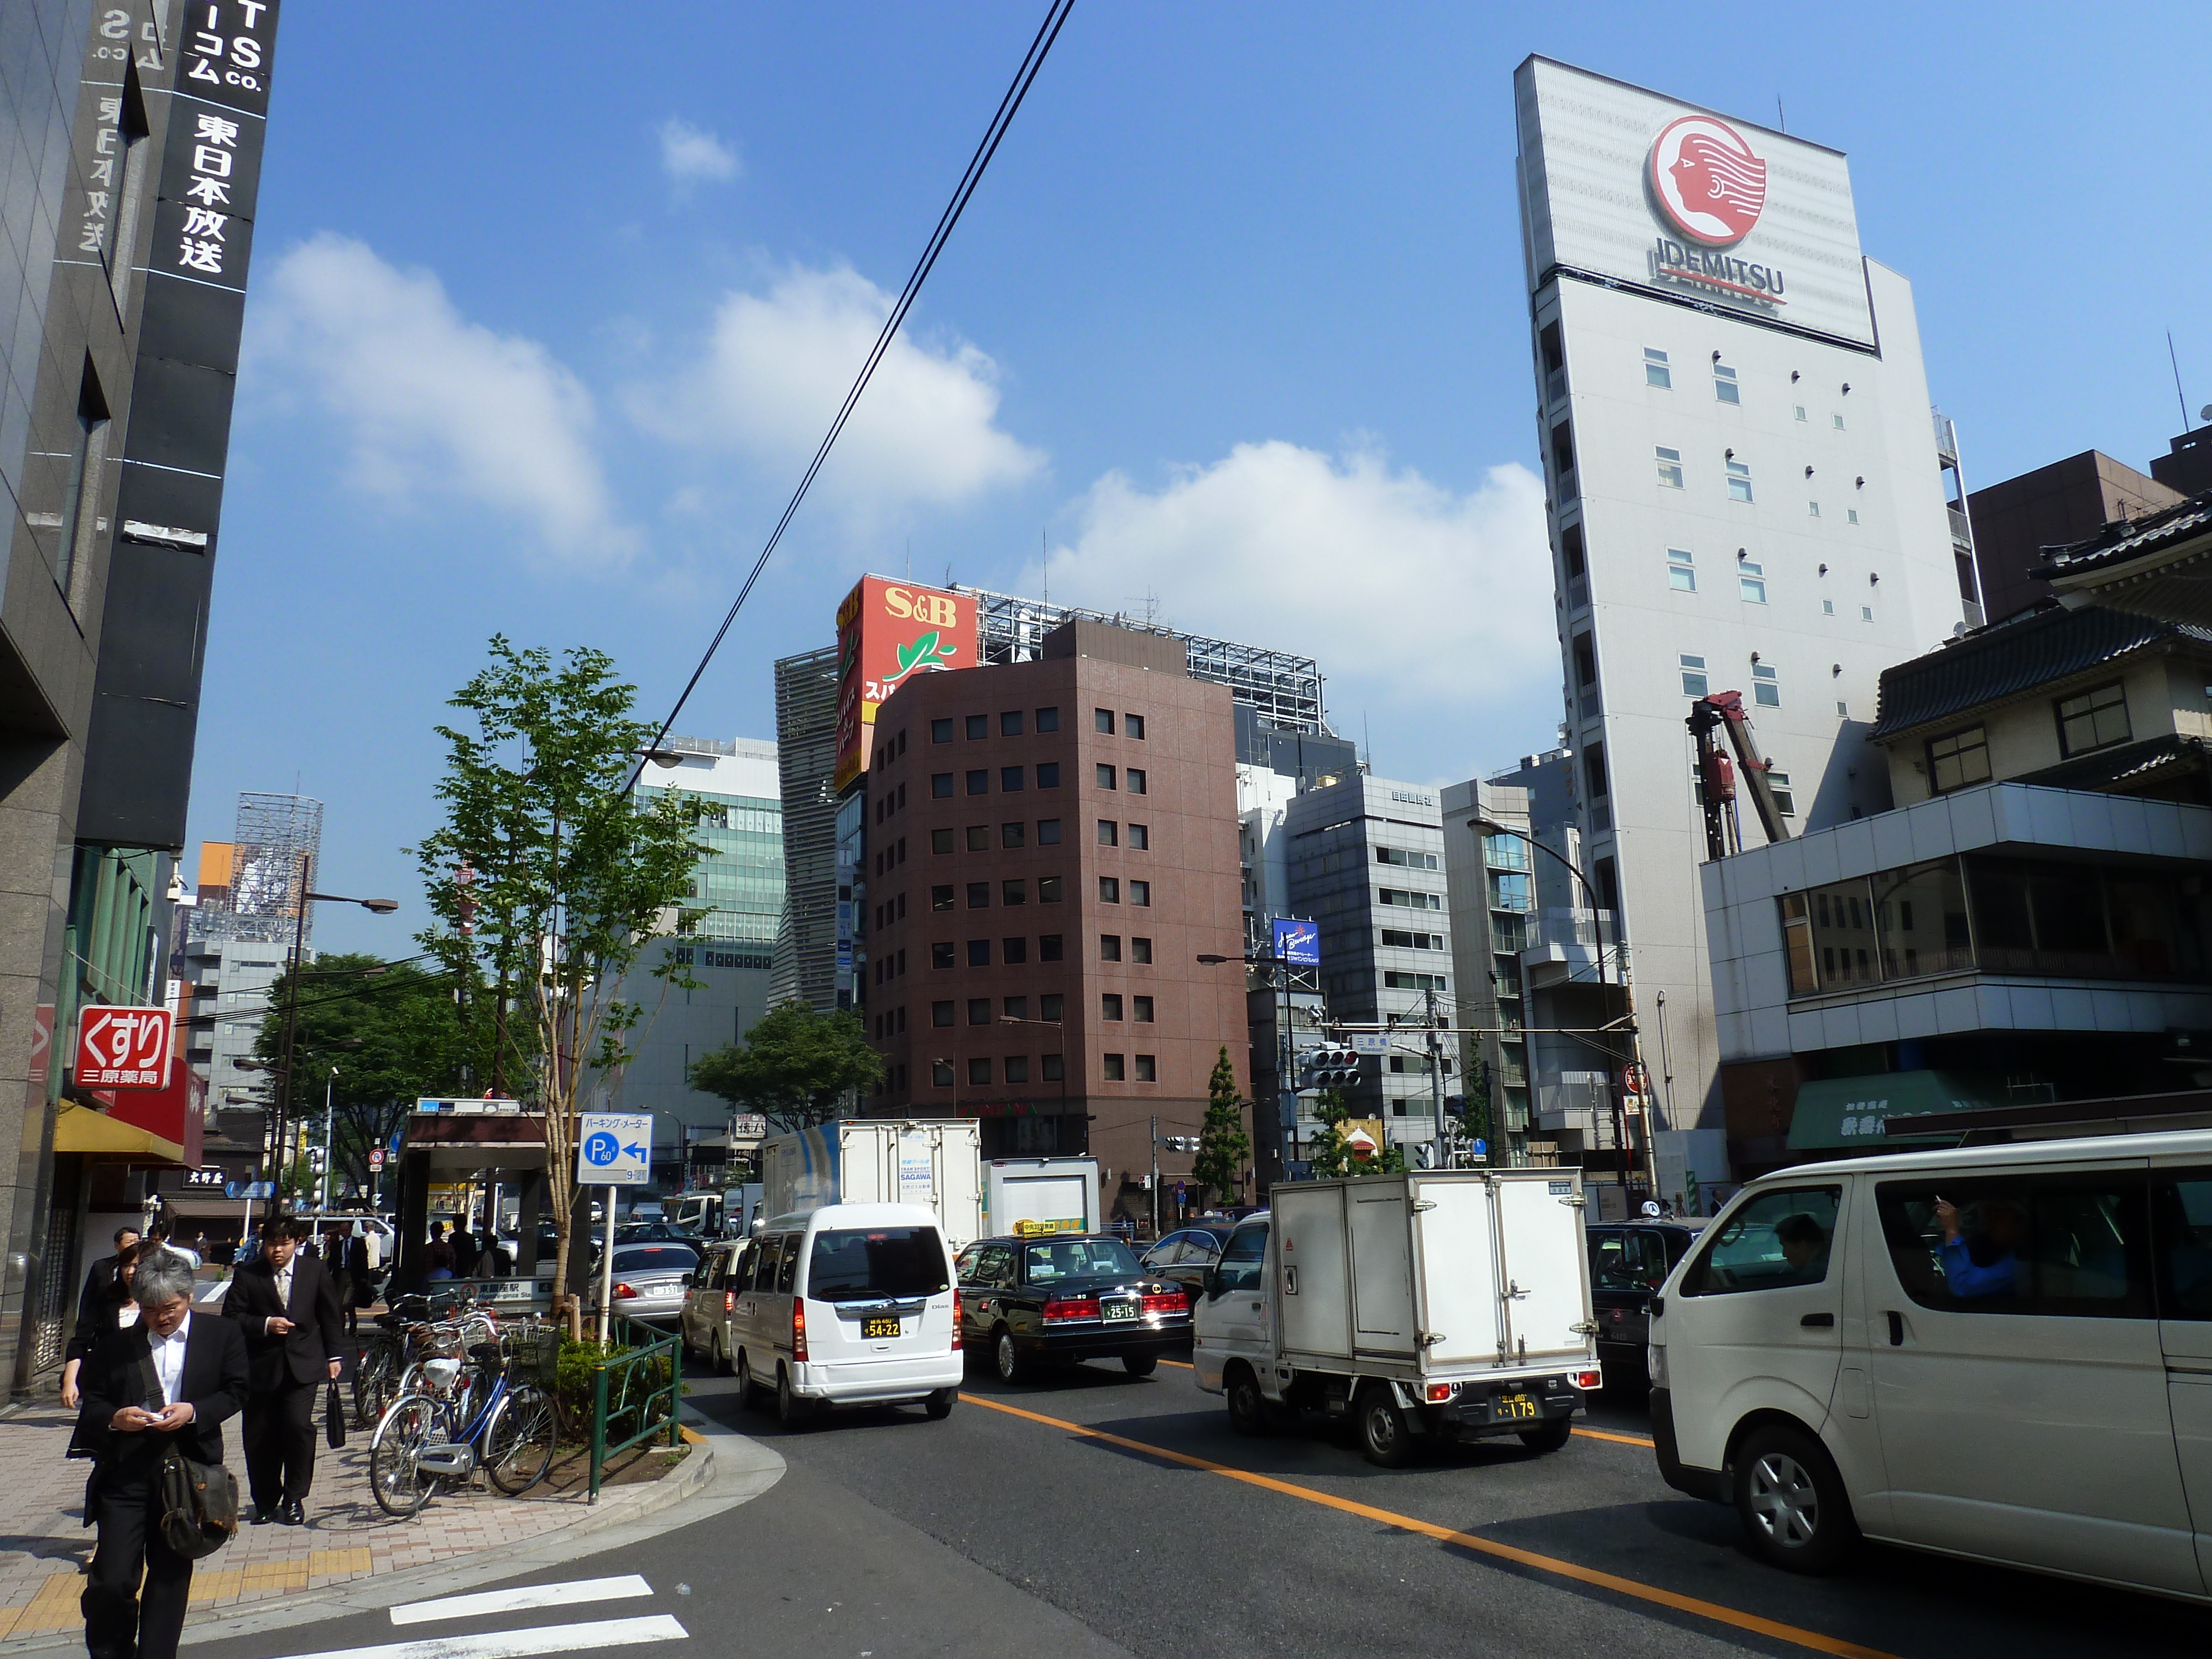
left=1586, top=1219, right=1705, bottom=1385
left=1138, top=1223, right=1238, bottom=1315
left=679, top=1239, right=750, bottom=1373
left=587, top=1242, right=701, bottom=1322
left=1651, top=1130, right=2212, bottom=1597
left=615, top=1220, right=697, bottom=1246
left=956, top=1233, right=1191, bottom=1383
left=729, top=1203, right=962, bottom=1426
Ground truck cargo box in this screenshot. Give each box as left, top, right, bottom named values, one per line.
left=762, top=1120, right=984, bottom=1247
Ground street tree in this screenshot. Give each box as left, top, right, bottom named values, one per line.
left=688, top=1002, right=883, bottom=1133
left=1192, top=1046, right=1249, bottom=1208
left=411, top=637, right=706, bottom=1334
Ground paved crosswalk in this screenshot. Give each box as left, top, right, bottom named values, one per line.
left=272, top=1575, right=687, bottom=1659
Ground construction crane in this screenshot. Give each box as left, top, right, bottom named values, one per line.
left=1686, top=690, right=1792, bottom=860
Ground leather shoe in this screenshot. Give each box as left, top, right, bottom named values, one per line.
left=251, top=1505, right=273, bottom=1526
left=275, top=1499, right=305, bottom=1526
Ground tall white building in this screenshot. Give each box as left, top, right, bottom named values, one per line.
left=1512, top=59, right=1977, bottom=1135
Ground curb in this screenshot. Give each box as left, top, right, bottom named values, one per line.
left=7, top=1412, right=785, bottom=1653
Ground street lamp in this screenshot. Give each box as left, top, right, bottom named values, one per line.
left=270, top=860, right=398, bottom=1201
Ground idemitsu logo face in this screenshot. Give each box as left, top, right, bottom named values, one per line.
left=1648, top=116, right=1768, bottom=248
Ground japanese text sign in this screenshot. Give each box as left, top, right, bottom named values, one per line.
left=75, top=1006, right=172, bottom=1091
left=834, top=575, right=974, bottom=792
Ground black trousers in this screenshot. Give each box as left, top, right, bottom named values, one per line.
left=82, top=1460, right=191, bottom=1659
left=242, top=1376, right=319, bottom=1508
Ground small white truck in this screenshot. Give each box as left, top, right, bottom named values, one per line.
left=761, top=1120, right=985, bottom=1248
left=982, top=1156, right=1101, bottom=1238
left=1193, top=1170, right=1601, bottom=1465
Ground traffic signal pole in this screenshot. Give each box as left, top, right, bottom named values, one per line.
left=1149, top=1114, right=1159, bottom=1238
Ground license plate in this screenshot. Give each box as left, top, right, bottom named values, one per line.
left=862, top=1316, right=901, bottom=1339
left=1494, top=1393, right=1538, bottom=1420
left=1101, top=1301, right=1138, bottom=1323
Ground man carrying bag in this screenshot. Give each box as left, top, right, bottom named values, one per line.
left=72, top=1252, right=249, bottom=1659
left=223, top=1214, right=345, bottom=1525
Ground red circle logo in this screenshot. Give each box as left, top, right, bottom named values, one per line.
left=1648, top=116, right=1768, bottom=248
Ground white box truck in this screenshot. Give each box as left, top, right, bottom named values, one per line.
left=762, top=1120, right=984, bottom=1248
left=982, top=1157, right=1100, bottom=1238
left=1193, top=1170, right=1601, bottom=1465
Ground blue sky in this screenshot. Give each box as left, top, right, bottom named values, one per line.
left=192, top=2, right=2212, bottom=954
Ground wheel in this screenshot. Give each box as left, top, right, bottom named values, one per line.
left=735, top=1351, right=764, bottom=1411
left=1516, top=1417, right=1574, bottom=1454
left=353, top=1345, right=396, bottom=1428
left=994, top=1328, right=1028, bottom=1385
left=1122, top=1352, right=1159, bottom=1378
left=1358, top=1382, right=1415, bottom=1469
left=1224, top=1365, right=1269, bottom=1436
left=924, top=1387, right=955, bottom=1420
left=367, top=1394, right=440, bottom=1518
left=483, top=1385, right=557, bottom=1495
left=776, top=1365, right=812, bottom=1428
left=712, top=1330, right=733, bottom=1377
left=1734, top=1422, right=1858, bottom=1574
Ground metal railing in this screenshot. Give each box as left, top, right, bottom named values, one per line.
left=588, top=1314, right=684, bottom=1503
left=1948, top=505, right=1973, bottom=549
left=1520, top=908, right=1620, bottom=952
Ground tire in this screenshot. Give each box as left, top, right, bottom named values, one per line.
left=1224, top=1365, right=1269, bottom=1437
left=776, top=1365, right=812, bottom=1429
left=1516, top=1417, right=1574, bottom=1454
left=1734, top=1422, right=1858, bottom=1574
left=994, top=1328, right=1028, bottom=1385
left=734, top=1351, right=765, bottom=1411
left=712, top=1330, right=734, bottom=1377
left=367, top=1394, right=439, bottom=1518
left=483, top=1385, right=557, bottom=1495
left=925, top=1387, right=955, bottom=1421
left=1358, top=1382, right=1415, bottom=1469
left=1122, top=1352, right=1159, bottom=1378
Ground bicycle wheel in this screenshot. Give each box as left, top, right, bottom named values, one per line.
left=483, top=1384, right=558, bottom=1495
left=354, top=1343, right=397, bottom=1427
left=368, top=1394, right=441, bottom=1518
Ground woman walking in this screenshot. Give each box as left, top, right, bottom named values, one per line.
left=59, top=1241, right=145, bottom=1410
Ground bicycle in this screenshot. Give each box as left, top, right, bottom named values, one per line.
left=354, top=1287, right=488, bottom=1427
left=366, top=1321, right=559, bottom=1517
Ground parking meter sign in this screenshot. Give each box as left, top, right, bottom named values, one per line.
left=578, top=1112, right=651, bottom=1187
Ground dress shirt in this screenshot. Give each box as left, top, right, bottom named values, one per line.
left=149, top=1311, right=192, bottom=1408
left=272, top=1261, right=294, bottom=1331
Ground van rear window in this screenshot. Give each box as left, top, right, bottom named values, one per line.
left=806, top=1228, right=950, bottom=1302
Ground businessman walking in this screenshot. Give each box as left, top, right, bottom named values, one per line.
left=221, top=1215, right=344, bottom=1525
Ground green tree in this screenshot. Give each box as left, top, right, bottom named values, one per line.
left=1455, top=1049, right=1495, bottom=1167
left=410, top=638, right=706, bottom=1333
left=1192, top=1046, right=1249, bottom=1208
left=1306, top=1090, right=1405, bottom=1180
left=688, top=1003, right=884, bottom=1133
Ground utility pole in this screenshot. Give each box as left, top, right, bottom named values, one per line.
left=1425, top=985, right=1447, bottom=1168
left=317, top=1066, right=336, bottom=1212
left=1149, top=1114, right=1159, bottom=1239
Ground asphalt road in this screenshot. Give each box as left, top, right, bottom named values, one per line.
left=190, top=1353, right=2212, bottom=1659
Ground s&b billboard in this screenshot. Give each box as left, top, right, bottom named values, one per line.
left=833, top=576, right=975, bottom=792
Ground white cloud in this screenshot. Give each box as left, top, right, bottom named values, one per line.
left=640, top=263, right=1044, bottom=512
left=1036, top=443, right=1555, bottom=764
left=252, top=234, right=634, bottom=564
left=658, top=117, right=740, bottom=186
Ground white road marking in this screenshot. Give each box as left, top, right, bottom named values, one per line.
left=389, top=1577, right=655, bottom=1627
left=283, top=1613, right=687, bottom=1659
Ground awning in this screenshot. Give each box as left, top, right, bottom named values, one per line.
left=53, top=1103, right=186, bottom=1165
left=1787, top=1071, right=2005, bottom=1152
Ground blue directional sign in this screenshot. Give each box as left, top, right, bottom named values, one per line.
left=577, top=1112, right=651, bottom=1187
left=1272, top=917, right=1319, bottom=967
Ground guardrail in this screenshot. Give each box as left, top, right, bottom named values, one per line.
left=588, top=1313, right=683, bottom=1503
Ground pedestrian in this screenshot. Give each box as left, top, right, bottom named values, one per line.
left=343, top=1232, right=373, bottom=1337
left=61, top=1242, right=147, bottom=1410
left=192, top=1231, right=208, bottom=1260
left=425, top=1223, right=456, bottom=1281
left=221, top=1215, right=345, bottom=1526
left=451, top=1224, right=480, bottom=1279
left=77, top=1225, right=142, bottom=1334
left=71, top=1250, right=249, bottom=1659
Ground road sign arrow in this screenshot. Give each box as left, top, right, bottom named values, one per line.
left=623, top=1142, right=646, bottom=1160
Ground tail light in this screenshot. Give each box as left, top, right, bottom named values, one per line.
left=612, top=1282, right=638, bottom=1300
left=724, top=1290, right=736, bottom=1313
left=1425, top=1382, right=1457, bottom=1403
left=792, top=1300, right=808, bottom=1362
left=950, top=1297, right=962, bottom=1350
left=1572, top=1369, right=1603, bottom=1390
left=1140, top=1291, right=1186, bottom=1316
left=1042, top=1296, right=1100, bottom=1324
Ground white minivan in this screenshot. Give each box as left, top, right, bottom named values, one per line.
left=729, top=1203, right=962, bottom=1427
left=1651, top=1130, right=2212, bottom=1600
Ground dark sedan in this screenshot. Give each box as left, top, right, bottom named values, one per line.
left=1136, top=1223, right=1238, bottom=1316
left=956, top=1235, right=1191, bottom=1383
left=1587, top=1219, right=1705, bottom=1384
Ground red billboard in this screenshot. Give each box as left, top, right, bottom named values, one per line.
left=75, top=1005, right=174, bottom=1091
left=833, top=576, right=975, bottom=792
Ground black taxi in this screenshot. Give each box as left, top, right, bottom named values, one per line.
left=955, top=1232, right=1191, bottom=1383
left=1587, top=1218, right=1705, bottom=1384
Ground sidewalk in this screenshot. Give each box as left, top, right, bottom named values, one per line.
left=0, top=1401, right=704, bottom=1643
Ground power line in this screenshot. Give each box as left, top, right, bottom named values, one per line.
left=631, top=0, right=1075, bottom=787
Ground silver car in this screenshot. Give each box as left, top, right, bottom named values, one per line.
left=679, top=1239, right=749, bottom=1373
left=589, top=1241, right=700, bottom=1323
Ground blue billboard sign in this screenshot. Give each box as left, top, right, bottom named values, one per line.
left=1272, top=917, right=1319, bottom=967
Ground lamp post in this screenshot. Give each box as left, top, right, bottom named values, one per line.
left=269, top=857, right=398, bottom=1199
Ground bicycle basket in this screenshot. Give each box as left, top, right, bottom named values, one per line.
left=503, top=1324, right=560, bottom=1383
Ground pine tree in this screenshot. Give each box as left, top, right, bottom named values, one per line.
left=1307, top=1089, right=1405, bottom=1179
left=1193, top=1046, right=1250, bottom=1208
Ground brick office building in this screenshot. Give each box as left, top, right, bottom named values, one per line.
left=857, top=620, right=1249, bottom=1221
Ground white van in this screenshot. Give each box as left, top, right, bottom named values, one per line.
left=728, top=1203, right=962, bottom=1427
left=1650, top=1130, right=2212, bottom=1600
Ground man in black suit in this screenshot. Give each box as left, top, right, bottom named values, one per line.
left=74, top=1251, right=249, bottom=1659
left=221, top=1214, right=345, bottom=1525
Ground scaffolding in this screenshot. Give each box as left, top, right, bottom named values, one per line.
left=958, top=587, right=1331, bottom=735
left=221, top=793, right=324, bottom=948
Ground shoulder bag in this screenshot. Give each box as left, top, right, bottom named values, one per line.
left=135, top=1345, right=241, bottom=1559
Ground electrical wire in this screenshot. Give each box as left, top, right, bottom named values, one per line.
left=629, top=0, right=1074, bottom=788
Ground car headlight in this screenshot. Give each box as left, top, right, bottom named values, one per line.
left=1647, top=1342, right=1667, bottom=1388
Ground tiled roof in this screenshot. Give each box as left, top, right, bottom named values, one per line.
left=2017, top=732, right=2211, bottom=797
left=2031, top=489, right=2212, bottom=579
left=1869, top=604, right=2212, bottom=739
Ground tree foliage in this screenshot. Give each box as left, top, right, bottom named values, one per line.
left=1193, top=1046, right=1249, bottom=1208
left=688, top=1003, right=883, bottom=1133
left=1306, top=1090, right=1405, bottom=1180
left=409, top=638, right=707, bottom=1332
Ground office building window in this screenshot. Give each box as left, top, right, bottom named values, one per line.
left=932, top=773, right=953, bottom=798
left=1004, top=995, right=1028, bottom=1020
left=1667, top=547, right=1696, bottom=592
left=968, top=1057, right=993, bottom=1086
left=1134, top=1055, right=1156, bottom=1082
left=2057, top=681, right=2130, bottom=757
left=1847, top=508, right=1860, bottom=525
left=1098, top=820, right=1118, bottom=846
left=1129, top=880, right=1151, bottom=906
left=1099, top=877, right=1120, bottom=903
left=1655, top=446, right=1684, bottom=488
left=1037, top=762, right=1060, bottom=788
left=1126, top=768, right=1146, bottom=795
left=1041, top=1054, right=1065, bottom=1082
left=967, top=881, right=990, bottom=909
left=1644, top=347, right=1671, bottom=388
left=1823, top=600, right=1835, bottom=616
left=1103, top=1054, right=1125, bottom=1081
left=1126, top=714, right=1145, bottom=739
left=932, top=828, right=955, bottom=854
left=1550, top=419, right=1575, bottom=482
left=932, top=718, right=952, bottom=743
left=1768, top=769, right=1796, bottom=816
left=1833, top=413, right=1846, bottom=431
left=1128, top=823, right=1149, bottom=850
left=931, top=942, right=955, bottom=969
left=1038, top=875, right=1063, bottom=902
left=1000, top=766, right=1024, bottom=791
left=932, top=885, right=954, bottom=911
left=1131, top=937, right=1152, bottom=963
left=1039, top=934, right=1063, bottom=962
left=1095, top=708, right=1115, bottom=734
left=1102, top=993, right=1124, bottom=1020
left=967, top=939, right=992, bottom=967
left=1583, top=742, right=1609, bottom=800
left=1097, top=764, right=1117, bottom=789
left=1739, top=560, right=1767, bottom=603
left=967, top=769, right=989, bottom=795
left=932, top=1001, right=954, bottom=1027
left=1036, top=706, right=1060, bottom=732
left=1794, top=404, right=1808, bottom=422
left=1004, top=1056, right=1030, bottom=1084
left=968, top=998, right=992, bottom=1026
left=932, top=1061, right=954, bottom=1087
left=1134, top=996, right=1154, bottom=1022
left=966, top=825, right=989, bottom=852
left=1727, top=460, right=1754, bottom=502
left=1100, top=934, right=1123, bottom=961
left=1680, top=654, right=1709, bottom=697
left=1752, top=663, right=1781, bottom=708
left=1837, top=701, right=1849, bottom=718
left=1002, top=879, right=1026, bottom=906
left=1861, top=606, right=1874, bottom=622
left=1927, top=726, right=1991, bottom=794
left=1041, top=993, right=1064, bottom=1020
left=1808, top=501, right=1821, bottom=517
left=966, top=714, right=988, bottom=740
left=1000, top=710, right=1024, bottom=736
left=1037, top=818, right=1061, bottom=844
left=1713, top=363, right=1740, bottom=404
left=1001, top=822, right=1025, bottom=849
left=1003, top=937, right=1027, bottom=964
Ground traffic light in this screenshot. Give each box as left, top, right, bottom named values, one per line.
left=1298, top=1044, right=1361, bottom=1091
left=1157, top=1134, right=1201, bottom=1154
left=308, top=1147, right=327, bottom=1175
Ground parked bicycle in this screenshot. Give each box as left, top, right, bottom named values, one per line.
left=353, top=1287, right=494, bottom=1427
left=366, top=1320, right=559, bottom=1516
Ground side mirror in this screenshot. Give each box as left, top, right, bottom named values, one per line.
left=1201, top=1267, right=1220, bottom=1298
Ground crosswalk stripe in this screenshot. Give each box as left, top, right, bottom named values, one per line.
left=390, top=1577, right=655, bottom=1626
left=279, top=1612, right=687, bottom=1659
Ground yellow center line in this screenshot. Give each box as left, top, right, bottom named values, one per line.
left=958, top=1391, right=1900, bottom=1659
left=1573, top=1425, right=1656, bottom=1447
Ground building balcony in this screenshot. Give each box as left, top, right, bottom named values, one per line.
left=1519, top=907, right=1621, bottom=985
left=1948, top=504, right=1973, bottom=551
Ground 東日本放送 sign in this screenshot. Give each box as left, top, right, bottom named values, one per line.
left=833, top=576, right=975, bottom=792
left=75, top=1006, right=173, bottom=1091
